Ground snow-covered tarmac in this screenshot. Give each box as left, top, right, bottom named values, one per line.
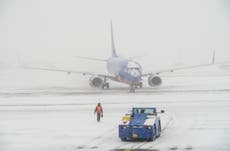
left=0, top=66, right=230, bottom=151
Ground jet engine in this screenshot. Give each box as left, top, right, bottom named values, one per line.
left=89, top=76, right=104, bottom=88
left=148, top=75, right=162, bottom=86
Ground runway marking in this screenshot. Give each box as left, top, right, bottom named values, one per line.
left=169, top=146, right=178, bottom=150
left=110, top=149, right=160, bottom=151
left=184, top=146, right=193, bottom=150
left=75, top=127, right=117, bottom=150
left=113, top=114, right=174, bottom=150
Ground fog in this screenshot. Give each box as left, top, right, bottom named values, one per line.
left=0, top=0, right=229, bottom=69
left=1, top=1, right=230, bottom=151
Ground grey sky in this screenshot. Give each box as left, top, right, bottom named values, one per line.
left=0, top=0, right=229, bottom=68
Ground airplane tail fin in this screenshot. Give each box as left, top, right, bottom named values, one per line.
left=110, top=20, right=117, bottom=57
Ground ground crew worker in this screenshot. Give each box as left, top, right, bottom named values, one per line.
left=94, top=102, right=103, bottom=122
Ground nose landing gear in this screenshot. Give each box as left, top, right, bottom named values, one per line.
left=129, top=84, right=135, bottom=93
left=134, top=82, right=143, bottom=88
left=129, top=82, right=143, bottom=92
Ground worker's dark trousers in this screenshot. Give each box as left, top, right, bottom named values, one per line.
left=97, top=113, right=101, bottom=122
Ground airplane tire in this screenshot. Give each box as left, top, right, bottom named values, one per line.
left=139, top=82, right=143, bottom=88
left=121, top=138, right=127, bottom=141
left=102, top=83, right=109, bottom=89
left=129, top=84, right=135, bottom=92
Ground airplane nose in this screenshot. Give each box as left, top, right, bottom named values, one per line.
left=129, top=69, right=142, bottom=82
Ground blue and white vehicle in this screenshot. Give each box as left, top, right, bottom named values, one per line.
left=119, top=107, right=164, bottom=141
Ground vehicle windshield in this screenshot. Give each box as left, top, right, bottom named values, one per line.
left=132, top=108, right=156, bottom=115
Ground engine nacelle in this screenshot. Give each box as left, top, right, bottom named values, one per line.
left=148, top=75, right=162, bottom=87
left=89, top=76, right=104, bottom=88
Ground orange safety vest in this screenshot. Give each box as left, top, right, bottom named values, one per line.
left=96, top=106, right=102, bottom=113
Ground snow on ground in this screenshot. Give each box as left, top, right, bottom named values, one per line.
left=0, top=65, right=230, bottom=151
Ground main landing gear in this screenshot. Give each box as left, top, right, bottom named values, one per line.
left=102, top=77, right=109, bottom=89
left=102, top=82, right=109, bottom=89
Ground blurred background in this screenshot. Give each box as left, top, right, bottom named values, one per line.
left=0, top=0, right=229, bottom=88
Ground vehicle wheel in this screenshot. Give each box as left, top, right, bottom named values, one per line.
left=159, top=120, right=161, bottom=132
left=154, top=124, right=157, bottom=139
left=121, top=138, right=127, bottom=141
left=155, top=120, right=161, bottom=138
left=148, top=137, right=153, bottom=142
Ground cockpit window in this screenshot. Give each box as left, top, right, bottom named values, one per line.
left=125, top=61, right=142, bottom=73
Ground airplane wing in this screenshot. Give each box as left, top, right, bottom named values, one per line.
left=75, top=56, right=107, bottom=62
left=24, top=66, right=114, bottom=79
left=142, top=51, right=216, bottom=76
left=142, top=63, right=214, bottom=76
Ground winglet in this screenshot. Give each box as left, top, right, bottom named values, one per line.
left=212, top=51, right=215, bottom=64
left=110, top=20, right=117, bottom=57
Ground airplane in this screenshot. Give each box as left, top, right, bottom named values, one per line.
left=24, top=21, right=215, bottom=92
